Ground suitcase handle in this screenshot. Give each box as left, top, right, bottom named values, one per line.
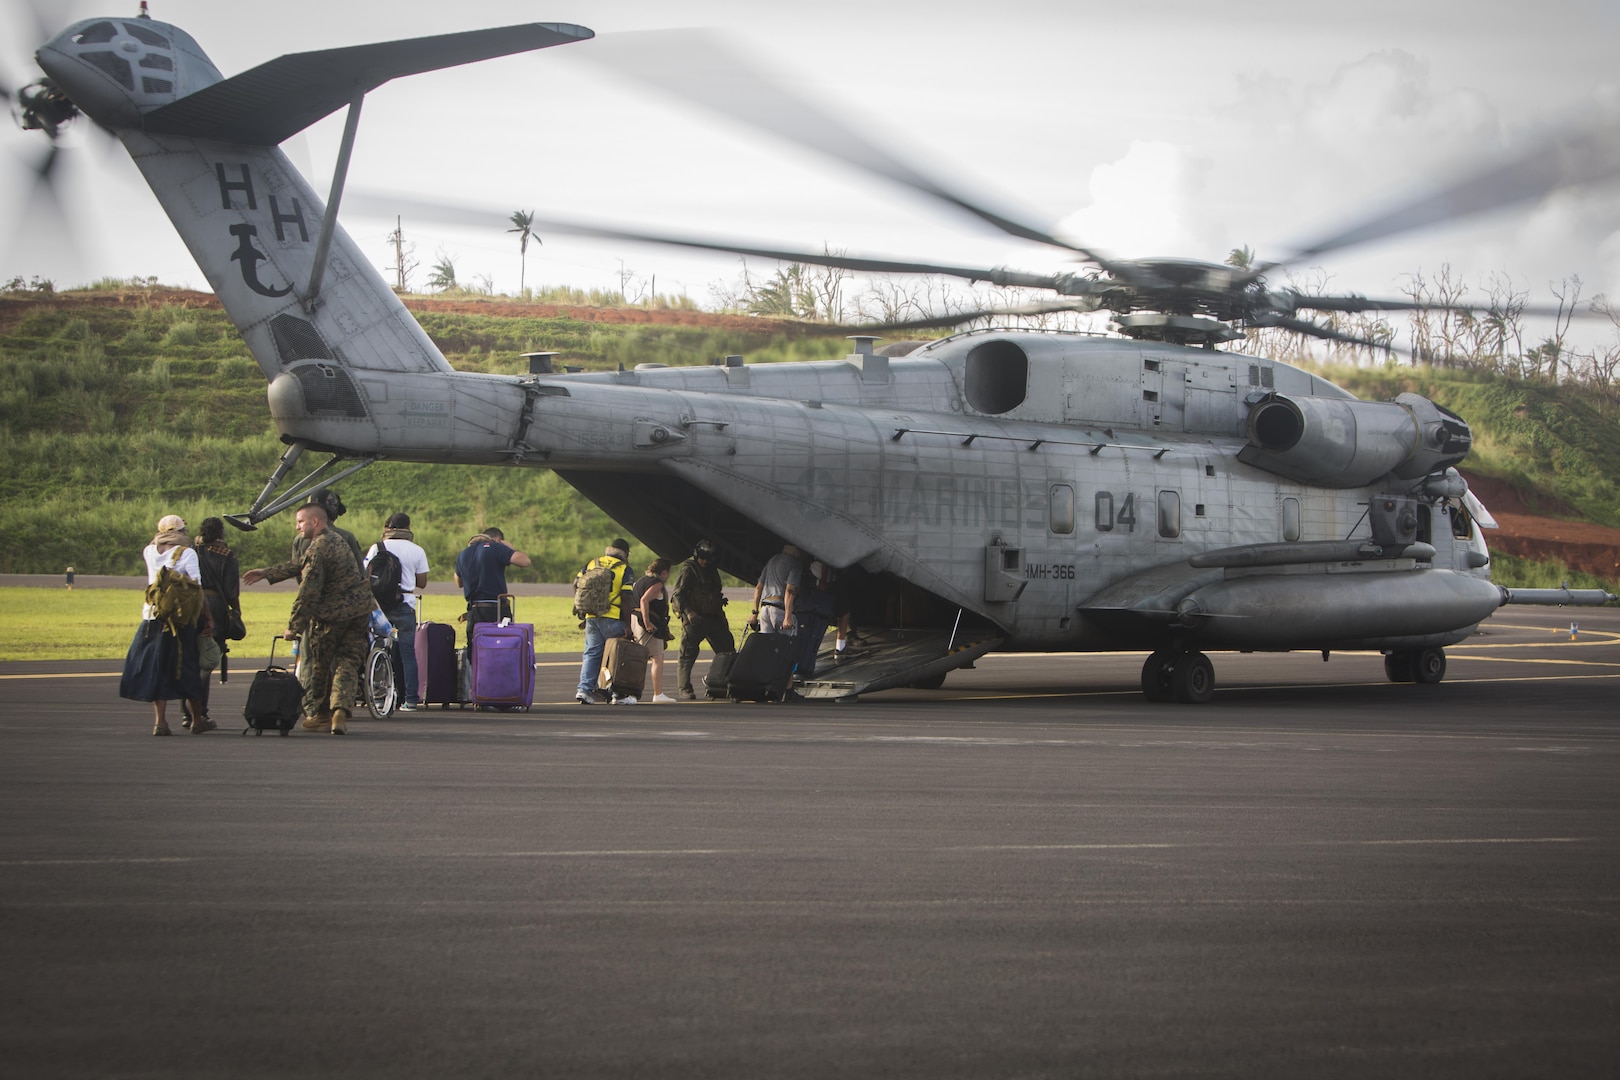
left=468, top=593, right=516, bottom=622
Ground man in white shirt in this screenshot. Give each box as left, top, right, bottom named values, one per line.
left=364, top=512, right=431, bottom=710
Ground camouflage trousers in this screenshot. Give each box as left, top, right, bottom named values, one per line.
left=301, top=614, right=369, bottom=721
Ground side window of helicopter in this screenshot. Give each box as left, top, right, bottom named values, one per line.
left=1157, top=491, right=1181, bottom=538
left=1282, top=498, right=1301, bottom=542
left=963, top=340, right=1029, bottom=414
left=1049, top=485, right=1075, bottom=535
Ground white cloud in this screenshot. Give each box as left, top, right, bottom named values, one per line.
left=1055, top=141, right=1208, bottom=260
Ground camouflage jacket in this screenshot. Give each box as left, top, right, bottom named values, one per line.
left=288, top=529, right=376, bottom=634
left=263, top=523, right=364, bottom=585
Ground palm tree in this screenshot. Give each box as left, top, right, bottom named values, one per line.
left=508, top=210, right=539, bottom=294
left=427, top=252, right=457, bottom=292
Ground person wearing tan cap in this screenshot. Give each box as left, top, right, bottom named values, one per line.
left=118, top=514, right=212, bottom=736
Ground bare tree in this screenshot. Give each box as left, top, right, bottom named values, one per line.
left=1540, top=275, right=1583, bottom=383
left=808, top=245, right=852, bottom=322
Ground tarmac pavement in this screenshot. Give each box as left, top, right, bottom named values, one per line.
left=2, top=607, right=1617, bottom=1078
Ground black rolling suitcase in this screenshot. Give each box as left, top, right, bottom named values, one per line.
left=242, top=637, right=302, bottom=736
left=726, top=632, right=798, bottom=702
left=703, top=650, right=737, bottom=700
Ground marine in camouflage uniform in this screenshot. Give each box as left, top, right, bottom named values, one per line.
left=288, top=515, right=375, bottom=735
left=258, top=522, right=364, bottom=585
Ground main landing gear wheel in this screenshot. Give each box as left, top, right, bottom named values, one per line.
left=1171, top=651, right=1215, bottom=704
left=1142, top=650, right=1215, bottom=704
left=1384, top=648, right=1446, bottom=684
left=1141, top=651, right=1175, bottom=702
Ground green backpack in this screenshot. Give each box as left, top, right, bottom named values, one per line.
left=146, top=548, right=205, bottom=639
left=572, top=558, right=617, bottom=618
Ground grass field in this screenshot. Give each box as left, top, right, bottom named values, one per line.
left=0, top=588, right=754, bottom=661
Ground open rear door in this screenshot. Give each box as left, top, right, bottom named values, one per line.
left=797, top=630, right=1003, bottom=700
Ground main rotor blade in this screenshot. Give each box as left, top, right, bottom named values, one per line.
left=1262, top=314, right=1399, bottom=355
left=583, top=29, right=1122, bottom=271
left=348, top=190, right=1070, bottom=289
left=839, top=298, right=1106, bottom=334
left=1272, top=115, right=1620, bottom=272
left=1293, top=294, right=1603, bottom=320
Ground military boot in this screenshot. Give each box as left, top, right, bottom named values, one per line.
left=330, top=708, right=349, bottom=736
left=300, top=712, right=327, bottom=732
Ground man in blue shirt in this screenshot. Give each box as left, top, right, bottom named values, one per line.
left=453, top=527, right=531, bottom=625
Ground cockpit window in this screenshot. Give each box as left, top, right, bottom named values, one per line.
left=72, top=21, right=119, bottom=45
left=122, top=22, right=170, bottom=48
left=81, top=51, right=134, bottom=90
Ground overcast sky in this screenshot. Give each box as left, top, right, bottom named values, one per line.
left=4, top=0, right=1619, bottom=346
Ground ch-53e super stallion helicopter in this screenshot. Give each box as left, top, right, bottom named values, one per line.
left=11, top=7, right=1615, bottom=701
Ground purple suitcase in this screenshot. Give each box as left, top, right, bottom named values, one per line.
left=415, top=621, right=460, bottom=708
left=468, top=621, right=534, bottom=709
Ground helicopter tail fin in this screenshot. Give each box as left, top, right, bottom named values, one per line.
left=140, top=23, right=593, bottom=145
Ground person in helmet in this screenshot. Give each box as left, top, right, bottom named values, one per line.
left=242, top=487, right=365, bottom=587
left=670, top=539, right=735, bottom=700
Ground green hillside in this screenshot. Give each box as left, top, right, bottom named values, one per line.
left=1311, top=363, right=1620, bottom=528
left=0, top=290, right=849, bottom=579
left=1, top=288, right=1616, bottom=591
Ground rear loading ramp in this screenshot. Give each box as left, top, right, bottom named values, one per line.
left=796, top=630, right=1003, bottom=700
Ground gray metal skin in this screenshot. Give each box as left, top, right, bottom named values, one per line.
left=37, top=16, right=1615, bottom=697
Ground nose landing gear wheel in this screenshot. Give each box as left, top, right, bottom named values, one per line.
left=1384, top=648, right=1446, bottom=684
left=1412, top=647, right=1447, bottom=684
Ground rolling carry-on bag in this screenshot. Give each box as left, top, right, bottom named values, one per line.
left=242, top=637, right=303, bottom=736
left=467, top=597, right=534, bottom=709
left=415, top=621, right=459, bottom=707
left=726, top=631, right=798, bottom=702
left=703, top=650, right=737, bottom=700
left=599, top=636, right=648, bottom=699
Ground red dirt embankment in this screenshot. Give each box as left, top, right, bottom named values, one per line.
left=0, top=288, right=825, bottom=334
left=1461, top=474, right=1620, bottom=581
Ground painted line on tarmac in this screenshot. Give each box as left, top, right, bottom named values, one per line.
left=1466, top=622, right=1620, bottom=645
left=0, top=857, right=197, bottom=866
left=1447, top=654, right=1620, bottom=667
left=0, top=840, right=1589, bottom=867
left=0, top=671, right=122, bottom=680
left=469, top=849, right=744, bottom=858
left=953, top=671, right=1620, bottom=701
left=954, top=837, right=1590, bottom=851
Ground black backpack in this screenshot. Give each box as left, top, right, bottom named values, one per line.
left=369, top=540, right=404, bottom=609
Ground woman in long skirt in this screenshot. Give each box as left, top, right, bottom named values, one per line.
left=119, top=514, right=211, bottom=735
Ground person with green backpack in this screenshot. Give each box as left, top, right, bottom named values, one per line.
left=573, top=538, right=633, bottom=705
left=119, top=514, right=213, bottom=735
